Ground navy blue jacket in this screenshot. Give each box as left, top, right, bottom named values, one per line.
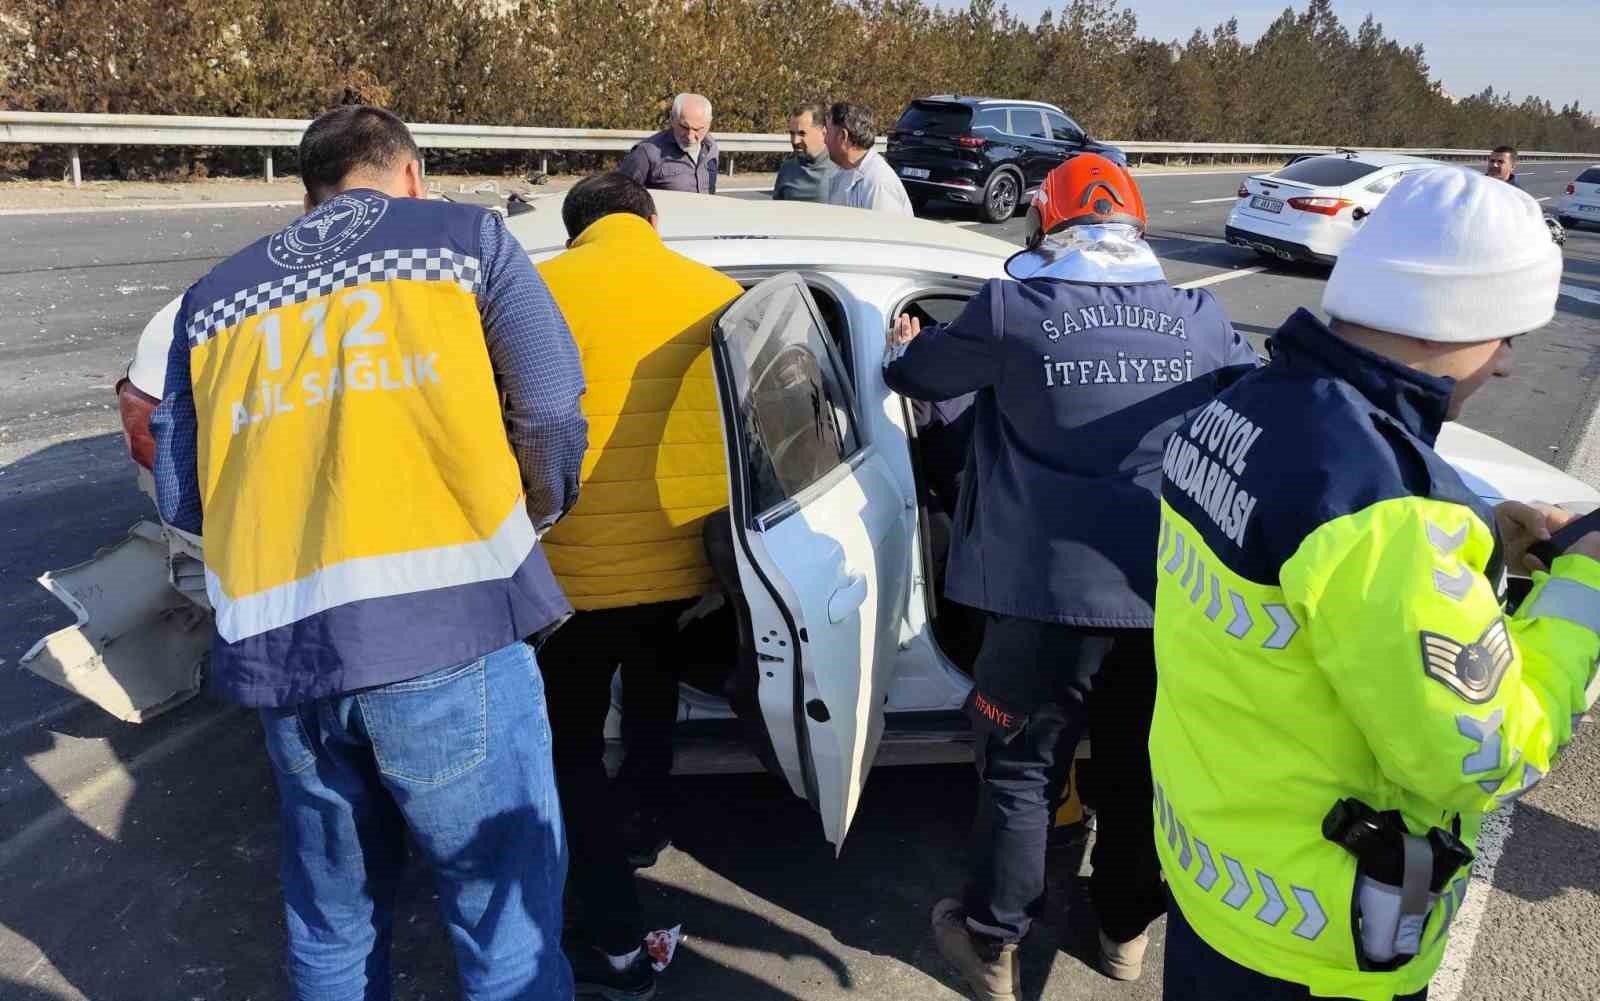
left=1164, top=307, right=1502, bottom=588
left=885, top=277, right=1258, bottom=627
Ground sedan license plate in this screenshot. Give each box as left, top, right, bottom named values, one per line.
left=1250, top=195, right=1285, bottom=213
left=900, top=167, right=931, bottom=179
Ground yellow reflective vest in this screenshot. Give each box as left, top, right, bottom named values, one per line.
left=536, top=213, right=741, bottom=609
left=1150, top=311, right=1600, bottom=1000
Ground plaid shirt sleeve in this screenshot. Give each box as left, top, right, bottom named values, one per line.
left=150, top=296, right=204, bottom=535
left=477, top=211, right=587, bottom=530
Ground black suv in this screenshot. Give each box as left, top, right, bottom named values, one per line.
left=886, top=96, right=1125, bottom=223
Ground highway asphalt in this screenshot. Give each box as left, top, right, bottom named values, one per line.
left=1, top=163, right=1597, bottom=1000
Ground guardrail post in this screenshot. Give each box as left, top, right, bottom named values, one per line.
left=265, top=150, right=275, bottom=184
left=69, top=145, right=81, bottom=187
left=540, top=154, right=549, bottom=176
left=728, top=154, right=735, bottom=177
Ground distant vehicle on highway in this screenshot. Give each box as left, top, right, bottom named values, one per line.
left=1226, top=150, right=1440, bottom=265
left=885, top=95, right=1125, bottom=224
left=1554, top=164, right=1600, bottom=230
left=23, top=192, right=1598, bottom=851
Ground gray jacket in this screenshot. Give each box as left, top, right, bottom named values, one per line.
left=618, top=130, right=719, bottom=194
left=773, top=149, right=837, bottom=202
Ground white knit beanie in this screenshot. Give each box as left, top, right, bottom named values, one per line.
left=1322, top=166, right=1562, bottom=343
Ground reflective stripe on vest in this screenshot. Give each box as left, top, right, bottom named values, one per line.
left=208, top=501, right=537, bottom=643
left=1157, top=780, right=1329, bottom=941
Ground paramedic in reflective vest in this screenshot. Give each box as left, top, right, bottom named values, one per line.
left=533, top=172, right=743, bottom=999
left=149, top=106, right=587, bottom=1001
left=1150, top=167, right=1600, bottom=1001
left=885, top=154, right=1261, bottom=1000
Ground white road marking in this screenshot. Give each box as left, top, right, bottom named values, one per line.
left=1538, top=196, right=1552, bottom=202
left=1431, top=807, right=1513, bottom=1001
left=0, top=199, right=302, bottom=217
left=1176, top=265, right=1268, bottom=289
left=1191, top=196, right=1241, bottom=204
left=950, top=220, right=983, bottom=228
left=1561, top=283, right=1600, bottom=306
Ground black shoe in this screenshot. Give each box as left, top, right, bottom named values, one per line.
left=621, top=806, right=672, bottom=869
left=570, top=946, right=656, bottom=1001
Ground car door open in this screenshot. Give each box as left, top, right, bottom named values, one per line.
left=710, top=273, right=913, bottom=851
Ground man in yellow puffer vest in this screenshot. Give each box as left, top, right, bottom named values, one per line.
left=534, top=172, right=741, bottom=997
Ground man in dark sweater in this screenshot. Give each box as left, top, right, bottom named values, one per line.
left=773, top=102, right=837, bottom=202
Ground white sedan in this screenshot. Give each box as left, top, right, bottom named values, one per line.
left=1554, top=163, right=1600, bottom=229
left=1226, top=151, right=1440, bottom=265
left=23, top=192, right=1599, bottom=850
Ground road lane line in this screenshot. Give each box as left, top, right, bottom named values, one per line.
left=1431, top=807, right=1513, bottom=1001
left=950, top=220, right=983, bottom=228
left=1561, top=283, right=1600, bottom=307
left=1176, top=265, right=1268, bottom=290
left=1539, top=196, right=1552, bottom=202
left=1190, top=196, right=1240, bottom=204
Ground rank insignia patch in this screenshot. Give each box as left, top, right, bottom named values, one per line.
left=1421, top=618, right=1513, bottom=704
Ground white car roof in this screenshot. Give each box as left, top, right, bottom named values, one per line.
left=1300, top=151, right=1439, bottom=170
left=506, top=190, right=1018, bottom=263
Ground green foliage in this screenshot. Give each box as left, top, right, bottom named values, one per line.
left=3, top=0, right=1595, bottom=158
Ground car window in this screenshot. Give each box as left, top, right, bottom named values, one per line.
left=895, top=102, right=972, bottom=135
left=1577, top=168, right=1600, bottom=185
left=1044, top=112, right=1082, bottom=143
left=1365, top=172, right=1404, bottom=194
left=1008, top=108, right=1048, bottom=140
left=1274, top=157, right=1382, bottom=187
left=973, top=108, right=1008, bottom=133
left=721, top=281, right=861, bottom=516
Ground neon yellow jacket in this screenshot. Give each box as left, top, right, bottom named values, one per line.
left=1150, top=311, right=1600, bottom=1000
left=537, top=213, right=741, bottom=610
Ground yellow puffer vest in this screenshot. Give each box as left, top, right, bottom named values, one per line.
left=536, top=213, right=740, bottom=610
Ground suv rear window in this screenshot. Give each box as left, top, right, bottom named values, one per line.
left=895, top=102, right=972, bottom=135
left=1577, top=168, right=1600, bottom=184
left=1273, top=157, right=1382, bottom=187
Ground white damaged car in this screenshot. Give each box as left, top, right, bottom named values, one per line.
left=23, top=192, right=1600, bottom=849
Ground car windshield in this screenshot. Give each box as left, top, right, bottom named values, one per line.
left=1577, top=168, right=1600, bottom=184
left=1273, top=157, right=1382, bottom=187
left=895, top=103, right=972, bottom=135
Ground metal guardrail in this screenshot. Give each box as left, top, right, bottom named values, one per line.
left=2, top=111, right=1593, bottom=186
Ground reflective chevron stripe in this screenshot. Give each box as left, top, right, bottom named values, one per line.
left=1158, top=789, right=1329, bottom=942
left=1160, top=522, right=1301, bottom=650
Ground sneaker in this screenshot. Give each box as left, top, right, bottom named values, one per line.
left=569, top=945, right=657, bottom=1001
left=1096, top=929, right=1149, bottom=981
left=621, top=805, right=672, bottom=869
left=930, top=898, right=1020, bottom=1001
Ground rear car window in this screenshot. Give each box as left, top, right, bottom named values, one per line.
left=1577, top=168, right=1600, bottom=185
left=895, top=103, right=972, bottom=135
left=973, top=108, right=1008, bottom=133
left=1273, top=157, right=1382, bottom=187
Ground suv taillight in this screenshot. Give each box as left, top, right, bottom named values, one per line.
left=117, top=378, right=159, bottom=470
left=956, top=134, right=987, bottom=148
left=1569, top=183, right=1577, bottom=195
left=1237, top=183, right=1249, bottom=198
left=1288, top=196, right=1355, bottom=216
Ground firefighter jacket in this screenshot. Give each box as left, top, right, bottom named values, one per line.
left=536, top=212, right=742, bottom=610
left=151, top=190, right=586, bottom=707
left=884, top=274, right=1258, bottom=627
left=1149, top=308, right=1600, bottom=999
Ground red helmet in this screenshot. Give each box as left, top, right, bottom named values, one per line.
left=1024, top=153, right=1147, bottom=249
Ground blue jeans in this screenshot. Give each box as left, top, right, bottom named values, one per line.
left=259, top=640, right=572, bottom=1001
left=1164, top=900, right=1427, bottom=1001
